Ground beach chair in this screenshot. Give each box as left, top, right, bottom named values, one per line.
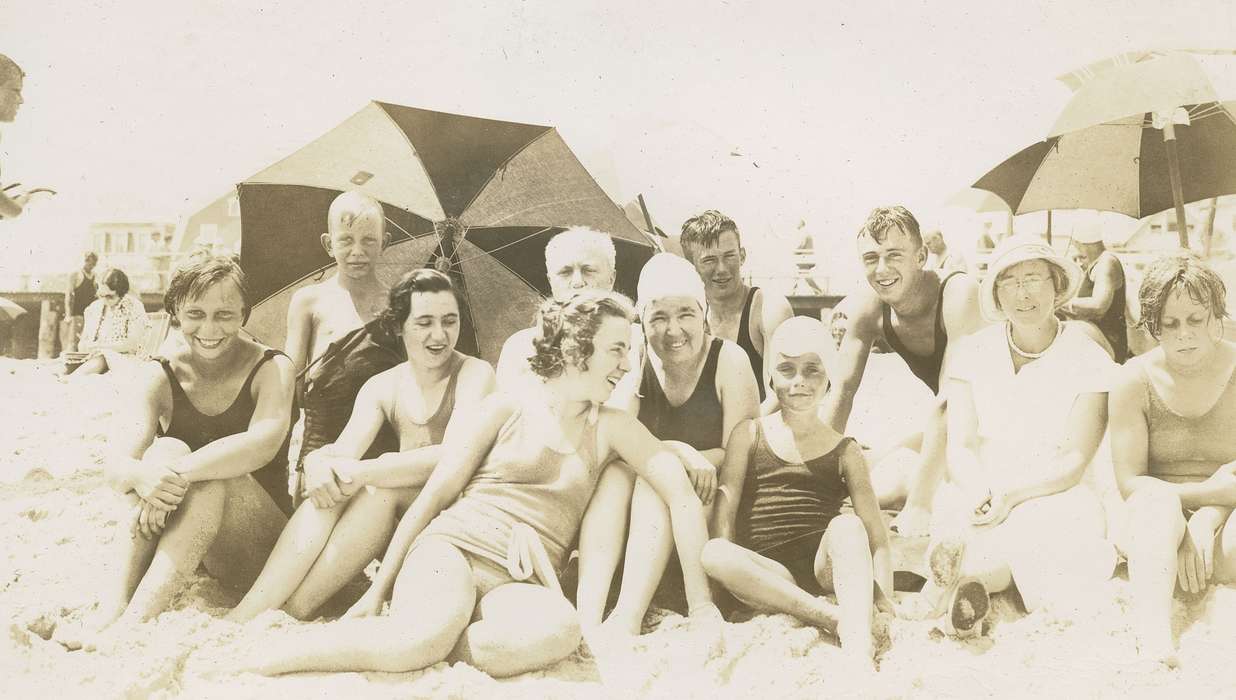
left=141, top=311, right=171, bottom=358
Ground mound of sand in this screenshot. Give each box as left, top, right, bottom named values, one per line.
left=1, top=356, right=1232, bottom=697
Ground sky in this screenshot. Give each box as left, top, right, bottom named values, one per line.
left=3, top=0, right=1235, bottom=283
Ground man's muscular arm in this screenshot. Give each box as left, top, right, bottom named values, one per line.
left=819, top=291, right=881, bottom=432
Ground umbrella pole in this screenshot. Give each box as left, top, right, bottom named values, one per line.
left=1046, top=210, right=1053, bottom=245
left=1163, top=123, right=1191, bottom=249
left=637, top=194, right=657, bottom=237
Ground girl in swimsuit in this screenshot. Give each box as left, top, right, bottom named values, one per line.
left=228, top=290, right=719, bottom=678
left=587, top=253, right=759, bottom=635
left=703, top=316, right=892, bottom=661
left=58, top=254, right=296, bottom=646
left=1110, top=252, right=1236, bottom=666
left=228, top=269, right=495, bottom=622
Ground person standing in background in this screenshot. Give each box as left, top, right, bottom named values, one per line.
left=63, top=252, right=99, bottom=353
left=1059, top=228, right=1129, bottom=363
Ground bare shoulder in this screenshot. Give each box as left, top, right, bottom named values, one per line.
left=716, top=338, right=754, bottom=372
left=941, top=273, right=983, bottom=334
left=458, top=354, right=497, bottom=388
left=833, top=287, right=883, bottom=336
left=755, top=287, right=793, bottom=322
left=136, top=358, right=173, bottom=416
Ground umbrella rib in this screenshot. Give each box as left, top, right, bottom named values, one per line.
left=458, top=129, right=555, bottom=214
left=454, top=227, right=555, bottom=266
left=475, top=195, right=618, bottom=228
left=458, top=241, right=547, bottom=295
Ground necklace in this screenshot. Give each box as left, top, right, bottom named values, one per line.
left=1006, top=320, right=1062, bottom=359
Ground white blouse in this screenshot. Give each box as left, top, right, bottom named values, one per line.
left=948, top=322, right=1116, bottom=475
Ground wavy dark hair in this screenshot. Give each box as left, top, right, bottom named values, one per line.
left=377, top=268, right=460, bottom=336
left=857, top=205, right=923, bottom=248
left=529, top=289, right=634, bottom=379
left=1138, top=251, right=1229, bottom=339
left=680, top=210, right=740, bottom=262
left=164, top=252, right=250, bottom=327
left=100, top=268, right=131, bottom=299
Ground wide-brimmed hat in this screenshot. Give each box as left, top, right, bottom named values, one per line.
left=980, top=235, right=1083, bottom=322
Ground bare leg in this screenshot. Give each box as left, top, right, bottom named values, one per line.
left=1123, top=484, right=1186, bottom=663
left=818, top=514, right=875, bottom=657
left=227, top=499, right=347, bottom=622
left=700, top=538, right=838, bottom=631
left=245, top=540, right=477, bottom=674
left=604, top=477, right=675, bottom=635
left=71, top=354, right=109, bottom=377
left=284, top=486, right=417, bottom=619
left=575, top=462, right=635, bottom=628
left=121, top=479, right=227, bottom=623
left=456, top=583, right=582, bottom=677
left=1215, top=510, right=1236, bottom=585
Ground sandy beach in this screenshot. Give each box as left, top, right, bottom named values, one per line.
left=2, top=354, right=1234, bottom=698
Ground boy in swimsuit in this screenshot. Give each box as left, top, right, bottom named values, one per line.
left=229, top=269, right=494, bottom=622
left=828, top=206, right=984, bottom=536
left=703, top=316, right=892, bottom=661
left=285, top=190, right=397, bottom=503
left=679, top=210, right=794, bottom=406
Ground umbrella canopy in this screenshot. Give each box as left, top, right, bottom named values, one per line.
left=0, top=297, right=27, bottom=322
left=974, top=50, right=1236, bottom=249
left=239, top=102, right=654, bottom=363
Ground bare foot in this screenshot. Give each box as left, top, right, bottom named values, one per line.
left=1134, top=628, right=1180, bottom=670
left=687, top=603, right=726, bottom=660
left=53, top=603, right=125, bottom=651
left=890, top=504, right=932, bottom=537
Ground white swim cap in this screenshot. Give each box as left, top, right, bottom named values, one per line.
left=636, top=253, right=706, bottom=314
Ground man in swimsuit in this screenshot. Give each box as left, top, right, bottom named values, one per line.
left=63, top=251, right=99, bottom=354
left=1058, top=227, right=1129, bottom=363
left=827, top=206, right=984, bottom=536
left=285, top=191, right=399, bottom=503
left=679, top=210, right=794, bottom=406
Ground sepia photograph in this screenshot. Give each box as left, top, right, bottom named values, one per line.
left=3, top=1, right=1236, bottom=696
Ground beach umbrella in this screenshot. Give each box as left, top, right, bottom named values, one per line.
left=974, top=50, right=1236, bottom=250
left=238, top=102, right=655, bottom=363
left=0, top=297, right=27, bottom=322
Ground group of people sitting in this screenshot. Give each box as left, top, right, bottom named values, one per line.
left=58, top=190, right=1234, bottom=675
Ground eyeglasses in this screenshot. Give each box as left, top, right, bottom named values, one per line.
left=994, top=275, right=1049, bottom=294
left=98, top=292, right=117, bottom=300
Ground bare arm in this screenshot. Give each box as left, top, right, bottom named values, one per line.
left=711, top=420, right=756, bottom=541
left=285, top=288, right=315, bottom=377
left=363, top=396, right=511, bottom=602
left=65, top=271, right=79, bottom=318
left=819, top=294, right=880, bottom=431
left=756, top=289, right=795, bottom=401
left=717, top=341, right=761, bottom=452
left=0, top=190, right=23, bottom=219
left=495, top=328, right=535, bottom=391
left=171, top=354, right=297, bottom=482
left=937, top=273, right=985, bottom=390
left=356, top=359, right=497, bottom=488
left=1065, top=258, right=1120, bottom=320
left=605, top=409, right=714, bottom=613
left=944, top=377, right=985, bottom=494
left=840, top=439, right=893, bottom=596
left=106, top=362, right=167, bottom=490
left=1000, top=392, right=1107, bottom=507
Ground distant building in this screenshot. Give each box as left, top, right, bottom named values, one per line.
left=88, top=221, right=177, bottom=292
left=173, top=190, right=242, bottom=258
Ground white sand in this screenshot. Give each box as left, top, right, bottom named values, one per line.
left=2, top=355, right=1233, bottom=698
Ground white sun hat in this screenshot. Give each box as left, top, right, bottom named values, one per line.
left=980, top=235, right=1083, bottom=322
left=636, top=253, right=706, bottom=314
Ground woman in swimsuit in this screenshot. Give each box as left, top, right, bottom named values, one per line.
left=228, top=269, right=494, bottom=622
left=703, top=316, right=892, bottom=660
left=1111, top=252, right=1236, bottom=665
left=231, top=289, right=719, bottom=678
left=59, top=254, right=296, bottom=645
left=910, top=235, right=1117, bottom=634
left=580, top=253, right=759, bottom=636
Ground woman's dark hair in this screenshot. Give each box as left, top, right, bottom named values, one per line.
left=378, top=268, right=460, bottom=336
left=1138, top=251, right=1229, bottom=338
left=102, top=268, right=131, bottom=299
left=529, top=289, right=634, bottom=379
left=164, top=253, right=250, bottom=327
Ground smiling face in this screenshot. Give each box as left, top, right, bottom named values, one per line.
left=771, top=350, right=829, bottom=412
left=690, top=230, right=745, bottom=301
left=177, top=278, right=246, bottom=360
left=400, top=290, right=460, bottom=371
left=561, top=314, right=632, bottom=403
left=1157, top=289, right=1221, bottom=370
left=858, top=226, right=927, bottom=304
left=643, top=296, right=706, bottom=364
left=994, top=259, right=1058, bottom=330
left=546, top=246, right=614, bottom=302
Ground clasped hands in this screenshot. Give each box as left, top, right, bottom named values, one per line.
left=126, top=459, right=188, bottom=540
left=301, top=445, right=366, bottom=509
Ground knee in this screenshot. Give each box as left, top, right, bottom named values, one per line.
left=701, top=538, right=736, bottom=577
left=1126, top=484, right=1185, bottom=533
left=826, top=513, right=869, bottom=550
left=179, top=479, right=227, bottom=533
left=143, top=437, right=191, bottom=462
